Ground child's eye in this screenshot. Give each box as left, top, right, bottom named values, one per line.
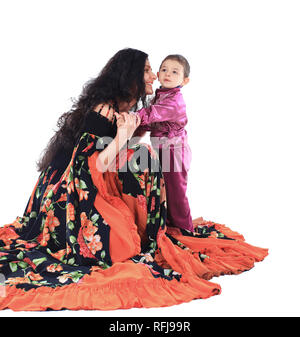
left=173, top=71, right=178, bottom=74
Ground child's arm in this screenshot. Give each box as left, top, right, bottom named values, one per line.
left=132, top=125, right=149, bottom=138
left=137, top=92, right=186, bottom=126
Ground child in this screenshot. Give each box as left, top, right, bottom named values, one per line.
left=135, top=54, right=193, bottom=232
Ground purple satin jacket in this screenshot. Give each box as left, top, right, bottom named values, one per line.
left=137, top=87, right=188, bottom=140
left=137, top=86, right=191, bottom=170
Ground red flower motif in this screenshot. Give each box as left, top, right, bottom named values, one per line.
left=150, top=196, right=156, bottom=212
left=82, top=142, right=94, bottom=153
left=77, top=228, right=96, bottom=259
left=137, top=195, right=147, bottom=213
left=23, top=257, right=37, bottom=269
left=45, top=210, right=60, bottom=232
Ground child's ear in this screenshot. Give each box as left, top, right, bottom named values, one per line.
left=181, top=77, right=190, bottom=86
left=157, top=72, right=160, bottom=78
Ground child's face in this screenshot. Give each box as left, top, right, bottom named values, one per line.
left=158, top=59, right=189, bottom=89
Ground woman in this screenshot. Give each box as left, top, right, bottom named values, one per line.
left=0, top=48, right=268, bottom=311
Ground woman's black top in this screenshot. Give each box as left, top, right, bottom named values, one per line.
left=50, top=109, right=117, bottom=171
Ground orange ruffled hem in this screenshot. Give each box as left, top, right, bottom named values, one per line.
left=0, top=221, right=268, bottom=311
left=0, top=261, right=220, bottom=311
left=165, top=224, right=268, bottom=281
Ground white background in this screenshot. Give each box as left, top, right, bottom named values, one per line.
left=0, top=0, right=299, bottom=317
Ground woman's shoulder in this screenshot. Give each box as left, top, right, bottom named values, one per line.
left=83, top=103, right=117, bottom=138
left=93, top=103, right=116, bottom=122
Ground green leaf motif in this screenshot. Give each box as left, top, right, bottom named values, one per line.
left=67, top=221, right=74, bottom=230
left=46, top=190, right=53, bottom=199
left=68, top=258, right=75, bottom=265
left=91, top=214, right=100, bottom=223
left=30, top=211, right=37, bottom=219
left=164, top=269, right=172, bottom=276
left=35, top=188, right=41, bottom=199
left=32, top=257, right=47, bottom=267
left=80, top=180, right=87, bottom=189
left=69, top=235, right=77, bottom=244
left=18, top=261, right=28, bottom=269
left=9, top=262, right=18, bottom=272
left=17, top=251, right=24, bottom=260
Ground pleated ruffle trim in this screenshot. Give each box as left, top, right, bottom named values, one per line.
left=0, top=219, right=268, bottom=311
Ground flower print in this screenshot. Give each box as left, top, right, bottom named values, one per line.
left=66, top=243, right=72, bottom=255
left=138, top=174, right=146, bottom=189
left=87, top=235, right=103, bottom=255
left=67, top=181, right=74, bottom=194
left=90, top=266, right=102, bottom=272
left=146, top=180, right=151, bottom=198
left=49, top=170, right=58, bottom=183
left=42, top=184, right=54, bottom=200
left=82, top=142, right=94, bottom=153
left=150, top=196, right=156, bottom=212
left=80, top=212, right=93, bottom=228
left=40, top=198, right=52, bottom=212
left=74, top=177, right=80, bottom=190
left=11, top=217, right=24, bottom=229
left=77, top=228, right=95, bottom=259
left=36, top=226, right=50, bottom=246
left=23, top=257, right=37, bottom=269
left=80, top=212, right=97, bottom=241
left=127, top=148, right=135, bottom=162
left=143, top=253, right=154, bottom=262
left=16, top=240, right=38, bottom=249
left=0, top=227, right=19, bottom=246
left=47, top=264, right=63, bottom=273
left=137, top=195, right=147, bottom=213
left=66, top=203, right=75, bottom=223
left=42, top=172, right=48, bottom=185
left=82, top=223, right=97, bottom=242
left=52, top=181, right=61, bottom=195
left=74, top=178, right=89, bottom=201
left=6, top=276, right=31, bottom=285
left=209, top=231, right=218, bottom=238
left=45, top=210, right=60, bottom=232
left=79, top=189, right=89, bottom=201
left=26, top=271, right=43, bottom=281
left=57, top=273, right=72, bottom=284
left=49, top=248, right=67, bottom=261
left=57, top=193, right=67, bottom=202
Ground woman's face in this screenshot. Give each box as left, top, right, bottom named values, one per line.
left=144, top=59, right=157, bottom=95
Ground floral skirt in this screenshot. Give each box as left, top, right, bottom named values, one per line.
left=0, top=132, right=268, bottom=311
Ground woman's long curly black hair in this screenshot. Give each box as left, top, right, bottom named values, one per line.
left=36, top=48, right=148, bottom=172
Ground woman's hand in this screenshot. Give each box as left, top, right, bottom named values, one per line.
left=115, top=112, right=141, bottom=140
left=96, top=112, right=140, bottom=172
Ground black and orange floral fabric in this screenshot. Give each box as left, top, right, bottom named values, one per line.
left=0, top=106, right=268, bottom=311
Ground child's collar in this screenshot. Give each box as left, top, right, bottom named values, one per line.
left=156, top=86, right=182, bottom=93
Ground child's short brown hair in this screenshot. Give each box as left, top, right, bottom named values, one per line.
left=159, top=54, right=190, bottom=78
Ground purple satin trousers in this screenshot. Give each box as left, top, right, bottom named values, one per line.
left=157, top=143, right=194, bottom=232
